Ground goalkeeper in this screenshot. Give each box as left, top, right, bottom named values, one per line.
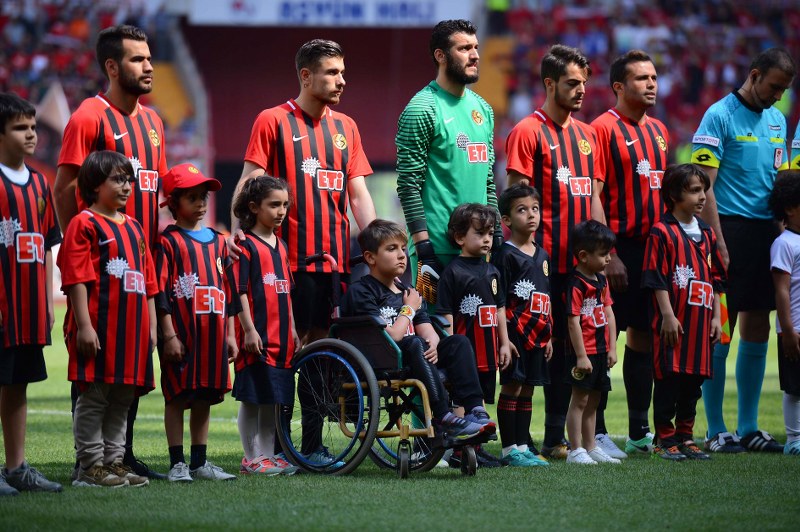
left=395, top=19, right=500, bottom=307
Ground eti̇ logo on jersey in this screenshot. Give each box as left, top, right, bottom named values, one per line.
left=637, top=159, right=663, bottom=190
left=477, top=305, right=498, bottom=328
left=15, top=232, right=45, bottom=263
left=130, top=157, right=158, bottom=192
left=262, top=272, right=290, bottom=293
left=302, top=157, right=344, bottom=191
left=194, top=286, right=225, bottom=315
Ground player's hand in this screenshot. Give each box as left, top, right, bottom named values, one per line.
left=291, top=327, right=301, bottom=352
left=48, top=307, right=55, bottom=332
left=77, top=325, right=100, bottom=358
left=243, top=328, right=263, bottom=354
left=423, top=341, right=438, bottom=365
left=498, top=343, right=512, bottom=371
left=226, top=229, right=246, bottom=261
left=575, top=354, right=593, bottom=374
left=415, top=239, right=442, bottom=304
left=403, top=287, right=423, bottom=312
left=606, top=253, right=628, bottom=292
left=607, top=349, right=618, bottom=369
left=227, top=334, right=238, bottom=363
left=544, top=340, right=553, bottom=361
left=509, top=342, right=520, bottom=359
left=660, top=314, right=683, bottom=347
left=162, top=335, right=185, bottom=362
left=782, top=330, right=800, bottom=361
left=709, top=318, right=722, bottom=344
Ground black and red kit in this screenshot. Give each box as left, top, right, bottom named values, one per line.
left=565, top=271, right=613, bottom=355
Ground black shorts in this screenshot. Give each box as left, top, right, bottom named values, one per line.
left=720, top=216, right=780, bottom=313
left=611, top=236, right=650, bottom=332
left=564, top=351, right=612, bottom=392
left=292, top=271, right=350, bottom=332
left=478, top=370, right=497, bottom=404
left=550, top=272, right=569, bottom=340
left=233, top=363, right=294, bottom=405
left=500, top=338, right=549, bottom=386
left=778, top=334, right=800, bottom=396
left=0, top=344, right=47, bottom=386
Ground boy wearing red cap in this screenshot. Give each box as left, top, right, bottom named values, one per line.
left=154, top=163, right=237, bottom=482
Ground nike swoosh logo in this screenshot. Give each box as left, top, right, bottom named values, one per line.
left=113, top=132, right=128, bottom=140
left=625, top=139, right=639, bottom=146
left=293, top=135, right=307, bottom=142
left=549, top=144, right=559, bottom=150
left=99, top=238, right=115, bottom=246
left=444, top=117, right=455, bottom=124
left=419, top=265, right=440, bottom=281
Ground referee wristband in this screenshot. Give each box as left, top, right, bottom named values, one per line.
left=399, top=305, right=416, bottom=322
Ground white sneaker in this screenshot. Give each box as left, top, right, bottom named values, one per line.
left=588, top=446, right=622, bottom=464
left=167, top=462, right=193, bottom=483
left=566, top=447, right=597, bottom=465
left=595, top=433, right=627, bottom=459
left=189, top=461, right=237, bottom=481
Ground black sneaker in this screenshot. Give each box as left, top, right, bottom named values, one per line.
left=123, top=455, right=167, bottom=480
left=475, top=446, right=503, bottom=468
left=679, top=442, right=711, bottom=460
left=739, top=430, right=784, bottom=453
left=653, top=444, right=687, bottom=461
left=704, top=432, right=745, bottom=453
left=3, top=462, right=62, bottom=492
left=0, top=474, right=19, bottom=497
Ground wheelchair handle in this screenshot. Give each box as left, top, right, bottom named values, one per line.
left=305, top=251, right=339, bottom=270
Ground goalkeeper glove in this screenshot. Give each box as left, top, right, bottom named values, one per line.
left=415, top=239, right=442, bottom=305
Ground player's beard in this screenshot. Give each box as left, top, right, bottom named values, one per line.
left=119, top=70, right=153, bottom=96
left=445, top=51, right=479, bottom=85
left=554, top=87, right=581, bottom=113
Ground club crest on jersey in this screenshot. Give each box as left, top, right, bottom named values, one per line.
left=149, top=129, right=160, bottom=147
left=543, top=260, right=549, bottom=276
left=673, top=264, right=696, bottom=289
left=472, top=110, right=484, bottom=125
left=578, top=139, right=592, bottom=155
left=262, top=272, right=290, bottom=293
left=139, top=238, right=146, bottom=255
left=657, top=135, right=667, bottom=152
left=333, top=133, right=347, bottom=150
left=216, top=257, right=223, bottom=275
left=0, top=217, right=22, bottom=246
left=37, top=197, right=46, bottom=216
left=707, top=253, right=711, bottom=268
left=491, top=278, right=498, bottom=295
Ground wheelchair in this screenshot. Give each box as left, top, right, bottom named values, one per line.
left=274, top=252, right=488, bottom=478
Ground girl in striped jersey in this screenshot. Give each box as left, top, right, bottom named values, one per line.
left=643, top=164, right=725, bottom=461
left=155, top=164, right=236, bottom=482
left=230, top=176, right=299, bottom=476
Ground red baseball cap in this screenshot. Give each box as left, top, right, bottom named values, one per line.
left=160, top=163, right=221, bottom=207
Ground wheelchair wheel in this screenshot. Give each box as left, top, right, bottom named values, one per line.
left=397, top=440, right=410, bottom=479
left=368, top=390, right=446, bottom=473
left=461, top=446, right=477, bottom=476
left=275, top=339, right=380, bottom=475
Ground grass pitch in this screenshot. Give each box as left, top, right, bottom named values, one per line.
left=0, top=305, right=797, bottom=531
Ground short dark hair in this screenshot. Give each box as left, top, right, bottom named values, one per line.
left=609, top=49, right=652, bottom=93
left=662, top=163, right=711, bottom=210
left=77, top=150, right=133, bottom=206
left=429, top=19, right=477, bottom=65
left=96, top=25, right=148, bottom=79
left=295, top=39, right=344, bottom=75
left=541, top=44, right=591, bottom=86
left=769, top=171, right=800, bottom=223
left=166, top=187, right=211, bottom=220
left=750, top=47, right=796, bottom=79
left=571, top=219, right=616, bottom=257
left=0, top=92, right=35, bottom=133
left=232, top=175, right=290, bottom=232
left=447, top=203, right=496, bottom=247
left=357, top=219, right=407, bottom=254
left=498, top=184, right=541, bottom=217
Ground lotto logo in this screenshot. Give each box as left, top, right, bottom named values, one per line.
left=316, top=169, right=345, bottom=191
left=569, top=176, right=592, bottom=196
left=123, top=270, right=146, bottom=294
left=15, top=232, right=45, bottom=263
left=648, top=170, right=664, bottom=189
left=688, top=280, right=714, bottom=309
left=591, top=304, right=608, bottom=327
left=194, top=285, right=225, bottom=315
left=275, top=279, right=290, bottom=293
left=138, top=170, right=158, bottom=192
left=477, top=305, right=498, bottom=328
left=529, top=292, right=551, bottom=316
left=466, top=143, right=488, bottom=163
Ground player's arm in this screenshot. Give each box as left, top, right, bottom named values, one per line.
left=67, top=283, right=100, bottom=358
left=53, top=164, right=79, bottom=232
left=386, top=288, right=422, bottom=342
left=710, top=292, right=722, bottom=343
left=347, top=176, right=376, bottom=230
left=655, top=289, right=682, bottom=347
left=507, top=169, right=530, bottom=187
left=414, top=321, right=440, bottom=362
left=567, top=315, right=592, bottom=373
left=773, top=269, right=800, bottom=360
left=237, top=293, right=262, bottom=354
left=148, top=297, right=157, bottom=354
left=697, top=165, right=728, bottom=267
left=157, top=308, right=184, bottom=362
left=226, top=316, right=238, bottom=363
left=497, top=307, right=512, bottom=370
left=396, top=101, right=434, bottom=245
left=605, top=305, right=617, bottom=368
left=45, top=250, right=54, bottom=331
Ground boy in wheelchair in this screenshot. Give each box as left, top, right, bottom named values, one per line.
left=341, top=219, right=496, bottom=441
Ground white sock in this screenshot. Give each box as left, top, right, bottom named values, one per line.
left=502, top=445, right=517, bottom=457
left=518, top=444, right=529, bottom=453
left=784, top=393, right=800, bottom=443
left=257, top=405, right=276, bottom=458
left=238, top=402, right=260, bottom=460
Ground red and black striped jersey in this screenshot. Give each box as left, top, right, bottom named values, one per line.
left=437, top=256, right=506, bottom=372
left=154, top=226, right=232, bottom=401
left=228, top=232, right=295, bottom=370
left=642, top=213, right=726, bottom=379
left=0, top=166, right=61, bottom=348
left=565, top=271, right=613, bottom=355
left=592, top=108, right=670, bottom=239
left=244, top=99, right=373, bottom=273
left=59, top=210, right=158, bottom=390
left=491, top=241, right=552, bottom=350
left=506, top=109, right=603, bottom=274
left=58, top=93, right=168, bottom=250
